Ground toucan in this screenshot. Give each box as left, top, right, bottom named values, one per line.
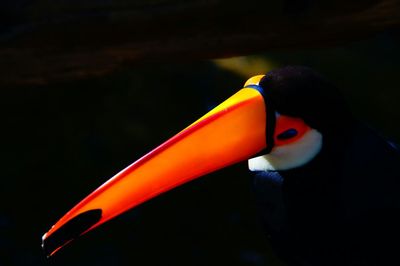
left=42, top=66, right=400, bottom=265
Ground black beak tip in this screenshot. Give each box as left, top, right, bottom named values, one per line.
left=42, top=209, right=103, bottom=257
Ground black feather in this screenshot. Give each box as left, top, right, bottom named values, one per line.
left=253, top=67, right=400, bottom=266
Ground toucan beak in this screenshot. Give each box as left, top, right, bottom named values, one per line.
left=42, top=75, right=271, bottom=257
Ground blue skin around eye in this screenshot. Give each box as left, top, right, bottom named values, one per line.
left=277, top=129, right=298, bottom=140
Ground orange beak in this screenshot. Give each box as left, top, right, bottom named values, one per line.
left=42, top=75, right=272, bottom=257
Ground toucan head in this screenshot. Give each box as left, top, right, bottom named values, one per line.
left=249, top=66, right=351, bottom=171
left=42, top=66, right=349, bottom=256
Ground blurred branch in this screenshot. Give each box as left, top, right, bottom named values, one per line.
left=1, top=0, right=400, bottom=86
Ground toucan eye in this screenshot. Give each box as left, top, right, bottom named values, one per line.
left=277, top=128, right=298, bottom=140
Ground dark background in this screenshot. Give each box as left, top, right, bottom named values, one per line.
left=1, top=24, right=400, bottom=266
